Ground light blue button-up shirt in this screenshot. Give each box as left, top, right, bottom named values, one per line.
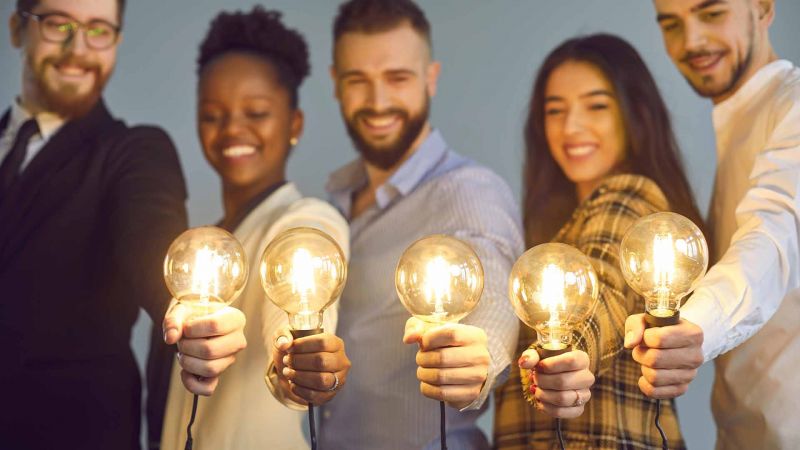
left=320, top=129, right=524, bottom=449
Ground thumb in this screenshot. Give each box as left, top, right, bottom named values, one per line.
left=163, top=299, right=189, bottom=345
left=402, top=317, right=426, bottom=344
left=624, top=313, right=646, bottom=349
left=273, top=325, right=294, bottom=352
left=518, top=348, right=541, bottom=370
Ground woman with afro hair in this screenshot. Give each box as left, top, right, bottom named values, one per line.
left=160, top=7, right=351, bottom=449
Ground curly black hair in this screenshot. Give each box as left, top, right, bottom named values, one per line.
left=197, top=6, right=310, bottom=108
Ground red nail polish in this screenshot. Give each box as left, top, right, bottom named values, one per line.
left=518, top=355, right=529, bottom=366
left=529, top=384, right=537, bottom=393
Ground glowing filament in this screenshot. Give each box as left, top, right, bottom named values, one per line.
left=540, top=264, right=566, bottom=348
left=653, top=233, right=675, bottom=310
left=425, top=256, right=452, bottom=316
left=191, top=246, right=221, bottom=304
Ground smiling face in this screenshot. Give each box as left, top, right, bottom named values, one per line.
left=544, top=60, right=628, bottom=200
left=653, top=0, right=774, bottom=103
left=332, top=22, right=439, bottom=170
left=197, top=52, right=302, bottom=193
left=10, top=0, right=120, bottom=117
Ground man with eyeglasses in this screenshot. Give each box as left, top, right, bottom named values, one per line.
left=1, top=1, right=247, bottom=449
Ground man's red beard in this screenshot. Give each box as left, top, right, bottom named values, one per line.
left=30, top=53, right=111, bottom=118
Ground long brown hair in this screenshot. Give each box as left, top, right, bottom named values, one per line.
left=523, top=33, right=708, bottom=246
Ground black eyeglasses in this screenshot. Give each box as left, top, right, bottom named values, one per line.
left=18, top=11, right=121, bottom=50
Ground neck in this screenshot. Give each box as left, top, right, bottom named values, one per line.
left=712, top=43, right=779, bottom=105
left=221, top=173, right=285, bottom=229
left=363, top=123, right=431, bottom=194
left=576, top=179, right=601, bottom=204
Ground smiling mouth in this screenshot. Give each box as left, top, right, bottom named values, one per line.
left=684, top=52, right=725, bottom=72
left=565, top=144, right=597, bottom=158
left=362, top=114, right=400, bottom=132
left=222, top=145, right=257, bottom=158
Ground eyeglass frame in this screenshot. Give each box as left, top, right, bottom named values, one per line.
left=17, top=10, right=122, bottom=50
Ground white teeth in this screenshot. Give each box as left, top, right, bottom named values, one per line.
left=566, top=145, right=595, bottom=157
left=57, top=66, right=88, bottom=76
left=222, top=145, right=256, bottom=157
left=364, top=115, right=397, bottom=128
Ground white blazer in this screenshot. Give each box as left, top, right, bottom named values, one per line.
left=161, top=182, right=349, bottom=450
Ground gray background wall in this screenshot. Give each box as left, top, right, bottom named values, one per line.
left=2, top=1, right=798, bottom=448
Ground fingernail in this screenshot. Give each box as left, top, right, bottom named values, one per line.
left=283, top=355, right=290, bottom=366
left=624, top=330, right=633, bottom=347
left=529, top=384, right=536, bottom=393
left=163, top=330, right=168, bottom=343
left=282, top=367, right=291, bottom=378
left=275, top=335, right=289, bottom=348
left=176, top=352, right=182, bottom=361
left=518, top=355, right=529, bottom=367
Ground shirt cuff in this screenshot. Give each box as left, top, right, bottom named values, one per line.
left=264, top=360, right=308, bottom=411
left=458, top=360, right=508, bottom=412
left=679, top=289, right=730, bottom=362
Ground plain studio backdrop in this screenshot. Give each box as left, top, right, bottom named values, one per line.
left=2, top=1, right=799, bottom=448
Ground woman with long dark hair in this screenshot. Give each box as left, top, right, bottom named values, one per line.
left=494, top=33, right=707, bottom=449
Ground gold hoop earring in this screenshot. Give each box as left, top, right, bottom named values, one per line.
left=290, top=137, right=299, bottom=147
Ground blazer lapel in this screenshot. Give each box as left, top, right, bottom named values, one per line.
left=0, top=100, right=117, bottom=266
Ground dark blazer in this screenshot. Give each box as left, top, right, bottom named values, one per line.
left=0, top=100, right=188, bottom=450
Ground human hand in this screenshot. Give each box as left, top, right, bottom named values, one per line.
left=272, top=326, right=351, bottom=406
left=624, top=314, right=704, bottom=399
left=403, top=317, right=490, bottom=409
left=520, top=349, right=594, bottom=418
left=163, top=300, right=247, bottom=396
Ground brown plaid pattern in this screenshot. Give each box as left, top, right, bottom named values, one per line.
left=494, top=175, right=687, bottom=450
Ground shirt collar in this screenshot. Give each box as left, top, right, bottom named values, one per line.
left=326, top=128, right=449, bottom=215
left=10, top=98, right=66, bottom=140
left=713, top=59, right=794, bottom=123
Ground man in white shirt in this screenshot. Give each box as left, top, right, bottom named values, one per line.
left=625, top=0, right=800, bottom=448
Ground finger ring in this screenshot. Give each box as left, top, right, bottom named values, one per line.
left=327, top=372, right=340, bottom=392
left=572, top=389, right=584, bottom=407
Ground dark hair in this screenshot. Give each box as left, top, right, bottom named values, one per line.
left=333, top=0, right=431, bottom=49
left=523, top=33, right=708, bottom=246
left=197, top=6, right=310, bottom=108
left=17, top=0, right=127, bottom=24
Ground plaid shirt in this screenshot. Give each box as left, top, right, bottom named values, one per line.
left=494, top=174, right=687, bottom=450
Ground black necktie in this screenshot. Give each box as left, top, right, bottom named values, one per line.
left=0, top=118, right=39, bottom=198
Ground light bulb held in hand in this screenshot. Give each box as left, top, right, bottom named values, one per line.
left=508, top=243, right=599, bottom=358
left=620, top=212, right=708, bottom=327
left=260, top=227, right=347, bottom=337
left=395, top=234, right=484, bottom=325
left=164, top=226, right=248, bottom=318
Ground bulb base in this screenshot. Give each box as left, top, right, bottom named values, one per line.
left=645, top=310, right=680, bottom=328
left=290, top=328, right=324, bottom=339
left=537, top=344, right=572, bottom=360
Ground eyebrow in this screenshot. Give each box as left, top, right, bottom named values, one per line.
left=338, top=68, right=417, bottom=79
left=657, top=0, right=727, bottom=22
left=544, top=90, right=614, bottom=102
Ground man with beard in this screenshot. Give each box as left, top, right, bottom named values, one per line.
left=1, top=1, right=247, bottom=448
left=287, top=0, right=523, bottom=447
left=624, top=0, right=800, bottom=447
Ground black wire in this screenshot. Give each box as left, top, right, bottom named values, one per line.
left=440, top=400, right=447, bottom=450
left=655, top=399, right=668, bottom=450
left=184, top=394, right=199, bottom=450
left=309, top=404, right=318, bottom=450
left=556, top=418, right=566, bottom=450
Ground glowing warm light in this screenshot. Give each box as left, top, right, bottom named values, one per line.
left=164, top=226, right=248, bottom=317
left=508, top=243, right=599, bottom=352
left=395, top=235, right=484, bottom=325
left=620, top=212, right=708, bottom=320
left=260, top=228, right=347, bottom=331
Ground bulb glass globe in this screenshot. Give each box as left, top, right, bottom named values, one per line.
left=163, top=226, right=248, bottom=317
left=395, top=235, right=484, bottom=324
left=260, top=227, right=347, bottom=331
left=508, top=243, right=599, bottom=352
left=620, top=212, right=708, bottom=320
